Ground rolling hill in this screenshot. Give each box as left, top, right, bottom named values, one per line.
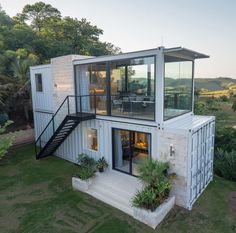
left=195, top=77, right=236, bottom=91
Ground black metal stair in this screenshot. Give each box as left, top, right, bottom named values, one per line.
left=36, top=113, right=95, bottom=159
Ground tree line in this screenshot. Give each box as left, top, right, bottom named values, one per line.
left=0, top=1, right=120, bottom=124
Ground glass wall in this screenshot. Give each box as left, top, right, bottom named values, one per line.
left=110, top=56, right=155, bottom=120
left=164, top=55, right=193, bottom=120
left=76, top=56, right=156, bottom=120
left=77, top=63, right=107, bottom=115
left=112, top=129, right=150, bottom=176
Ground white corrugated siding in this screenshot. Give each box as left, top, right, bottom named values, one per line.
left=30, top=65, right=54, bottom=142
left=30, top=65, right=53, bottom=112
left=34, top=112, right=53, bottom=144
left=54, top=119, right=158, bottom=166
left=188, top=118, right=215, bottom=209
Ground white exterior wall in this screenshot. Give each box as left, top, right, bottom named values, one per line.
left=55, top=119, right=158, bottom=165
left=51, top=55, right=91, bottom=126
left=30, top=65, right=54, bottom=139
left=30, top=65, right=53, bottom=112
left=158, top=129, right=189, bottom=208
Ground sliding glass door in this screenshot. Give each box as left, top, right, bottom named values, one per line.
left=112, top=129, right=151, bottom=176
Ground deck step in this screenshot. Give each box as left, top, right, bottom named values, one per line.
left=85, top=170, right=143, bottom=216
left=88, top=182, right=132, bottom=206
left=87, top=189, right=133, bottom=216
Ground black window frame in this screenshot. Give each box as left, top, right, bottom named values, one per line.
left=74, top=55, right=156, bottom=122
left=35, top=73, right=43, bottom=92
left=111, top=127, right=152, bottom=177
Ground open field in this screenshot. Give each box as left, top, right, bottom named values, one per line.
left=0, top=145, right=236, bottom=233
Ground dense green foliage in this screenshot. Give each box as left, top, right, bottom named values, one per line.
left=194, top=88, right=236, bottom=181
left=0, top=120, right=13, bottom=160
left=76, top=166, right=96, bottom=180
left=215, top=127, right=236, bottom=152
left=78, top=153, right=96, bottom=168
left=132, top=160, right=172, bottom=211
left=0, top=2, right=119, bottom=124
left=232, top=101, right=236, bottom=111
left=76, top=153, right=96, bottom=180
left=214, top=149, right=236, bottom=181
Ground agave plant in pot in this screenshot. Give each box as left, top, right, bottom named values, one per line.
left=96, top=157, right=108, bottom=172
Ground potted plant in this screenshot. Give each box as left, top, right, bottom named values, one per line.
left=131, top=159, right=176, bottom=229
left=72, top=154, right=96, bottom=192
left=96, top=157, right=108, bottom=172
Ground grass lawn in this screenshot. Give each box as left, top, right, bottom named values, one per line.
left=0, top=145, right=236, bottom=233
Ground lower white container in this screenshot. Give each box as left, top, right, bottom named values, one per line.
left=132, top=196, right=175, bottom=229
left=72, top=177, right=93, bottom=192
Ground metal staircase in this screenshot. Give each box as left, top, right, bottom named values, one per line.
left=35, top=95, right=96, bottom=159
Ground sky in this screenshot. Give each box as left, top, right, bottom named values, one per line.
left=1, top=0, right=236, bottom=78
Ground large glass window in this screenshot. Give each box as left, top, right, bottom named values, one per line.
left=110, top=56, right=155, bottom=120
left=112, top=129, right=150, bottom=176
left=164, top=55, right=193, bottom=120
left=77, top=63, right=107, bottom=115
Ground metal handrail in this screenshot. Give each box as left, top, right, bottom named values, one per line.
left=35, top=95, right=69, bottom=144
left=35, top=94, right=106, bottom=146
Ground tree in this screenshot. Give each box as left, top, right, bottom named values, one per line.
left=0, top=2, right=120, bottom=127
left=12, top=57, right=37, bottom=83
left=0, top=5, right=13, bottom=27
left=232, top=101, right=236, bottom=111
left=20, top=2, right=61, bottom=31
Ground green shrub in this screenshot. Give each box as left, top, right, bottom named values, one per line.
left=214, top=149, right=236, bottom=181
left=132, top=160, right=174, bottom=211
left=96, top=157, right=108, bottom=171
left=132, top=186, right=158, bottom=211
left=76, top=166, right=96, bottom=180
left=137, top=159, right=169, bottom=187
left=215, top=127, right=236, bottom=152
left=0, top=120, right=14, bottom=161
left=76, top=153, right=96, bottom=180
left=78, top=153, right=96, bottom=168
left=0, top=113, right=9, bottom=126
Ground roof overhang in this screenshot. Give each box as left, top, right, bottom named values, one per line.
left=73, top=46, right=209, bottom=66
left=73, top=48, right=159, bottom=65
left=164, top=47, right=209, bottom=60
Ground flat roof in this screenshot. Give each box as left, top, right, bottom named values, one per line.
left=164, top=47, right=209, bottom=59
left=73, top=46, right=209, bottom=65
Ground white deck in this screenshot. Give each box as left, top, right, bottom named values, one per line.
left=86, top=170, right=143, bottom=216
left=164, top=114, right=215, bottom=132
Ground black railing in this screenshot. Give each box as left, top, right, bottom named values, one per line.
left=35, top=94, right=104, bottom=156
left=35, top=93, right=156, bottom=156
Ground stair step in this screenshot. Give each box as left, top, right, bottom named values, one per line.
left=87, top=189, right=133, bottom=216
left=89, top=183, right=132, bottom=206
left=92, top=178, right=138, bottom=198
left=37, top=113, right=95, bottom=159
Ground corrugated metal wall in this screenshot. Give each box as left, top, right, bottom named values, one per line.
left=30, top=65, right=53, bottom=112
left=30, top=65, right=54, bottom=141
left=189, top=119, right=215, bottom=208
left=54, top=119, right=158, bottom=166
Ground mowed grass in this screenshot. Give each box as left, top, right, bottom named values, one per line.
left=0, top=145, right=236, bottom=233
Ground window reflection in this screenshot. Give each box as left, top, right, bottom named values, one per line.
left=110, top=56, right=155, bottom=120
left=164, top=55, right=193, bottom=120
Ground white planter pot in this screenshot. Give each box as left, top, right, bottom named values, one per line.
left=72, top=177, right=93, bottom=192
left=132, top=196, right=175, bottom=229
